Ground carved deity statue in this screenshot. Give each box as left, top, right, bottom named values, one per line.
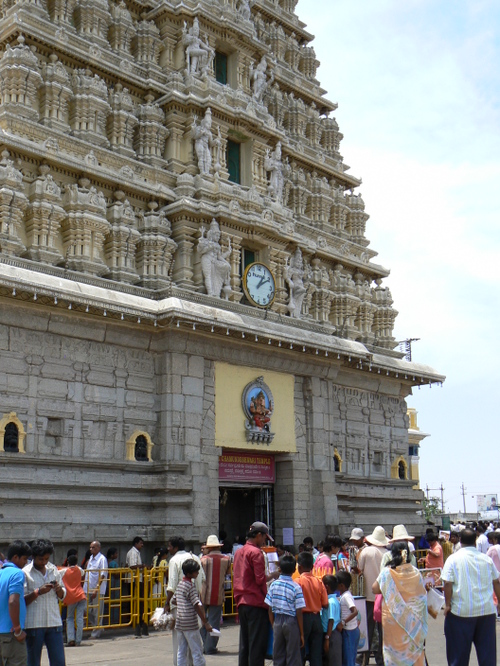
left=192, top=108, right=220, bottom=176
left=182, top=17, right=215, bottom=76
left=264, top=141, right=288, bottom=204
left=237, top=0, right=254, bottom=21
left=284, top=247, right=311, bottom=318
left=198, top=219, right=232, bottom=299
left=249, top=55, right=273, bottom=104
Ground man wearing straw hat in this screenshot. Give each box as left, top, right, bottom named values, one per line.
left=355, top=526, right=388, bottom=666
left=380, top=525, right=417, bottom=570
left=200, top=535, right=230, bottom=655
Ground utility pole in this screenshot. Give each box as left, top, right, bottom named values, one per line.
left=426, top=484, right=429, bottom=500
left=440, top=484, right=445, bottom=513
left=461, top=482, right=467, bottom=514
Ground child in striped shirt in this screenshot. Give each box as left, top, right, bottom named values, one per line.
left=265, top=555, right=305, bottom=666
left=173, top=559, right=213, bottom=666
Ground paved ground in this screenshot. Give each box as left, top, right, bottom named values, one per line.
left=40, top=615, right=500, bottom=665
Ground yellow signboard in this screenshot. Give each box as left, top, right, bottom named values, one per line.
left=215, top=362, right=296, bottom=453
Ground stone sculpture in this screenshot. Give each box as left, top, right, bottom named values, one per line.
left=182, top=17, right=214, bottom=76
left=249, top=55, right=272, bottom=104
left=192, top=108, right=219, bottom=176
left=284, top=247, right=311, bottom=318
left=237, top=0, right=254, bottom=21
left=264, top=141, right=288, bottom=204
left=198, top=219, right=232, bottom=299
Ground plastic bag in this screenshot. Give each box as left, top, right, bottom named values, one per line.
left=150, top=607, right=175, bottom=630
left=427, top=587, right=445, bottom=619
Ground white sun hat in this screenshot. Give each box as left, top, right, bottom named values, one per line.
left=389, top=524, right=415, bottom=542
left=365, top=526, right=389, bottom=547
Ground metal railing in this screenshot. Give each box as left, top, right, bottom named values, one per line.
left=64, top=563, right=364, bottom=632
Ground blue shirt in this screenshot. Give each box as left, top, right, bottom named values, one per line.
left=321, top=593, right=341, bottom=632
left=265, top=575, right=306, bottom=617
left=0, top=562, right=26, bottom=632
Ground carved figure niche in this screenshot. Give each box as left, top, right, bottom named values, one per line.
left=135, top=435, right=148, bottom=461
left=4, top=422, right=19, bottom=452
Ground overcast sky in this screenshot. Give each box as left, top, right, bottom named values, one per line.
left=296, top=0, right=500, bottom=513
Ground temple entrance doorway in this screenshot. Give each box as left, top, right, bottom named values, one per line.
left=219, top=486, right=274, bottom=548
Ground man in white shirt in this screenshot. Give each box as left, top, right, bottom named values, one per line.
left=164, top=536, right=205, bottom=666
left=442, top=528, right=500, bottom=666
left=83, top=541, right=107, bottom=638
left=126, top=537, right=148, bottom=638
left=23, top=539, right=66, bottom=666
left=476, top=525, right=489, bottom=555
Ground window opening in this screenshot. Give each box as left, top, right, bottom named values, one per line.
left=215, top=52, right=228, bottom=85
left=227, top=140, right=241, bottom=184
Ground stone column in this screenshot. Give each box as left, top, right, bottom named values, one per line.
left=229, top=235, right=242, bottom=302
left=171, top=220, right=197, bottom=288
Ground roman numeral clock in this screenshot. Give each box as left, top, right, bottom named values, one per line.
left=242, top=262, right=276, bottom=309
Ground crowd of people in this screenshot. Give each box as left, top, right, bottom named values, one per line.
left=1, top=519, right=500, bottom=666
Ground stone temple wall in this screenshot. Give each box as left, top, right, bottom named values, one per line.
left=0, top=0, right=444, bottom=554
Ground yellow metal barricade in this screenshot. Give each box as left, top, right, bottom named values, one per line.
left=62, top=561, right=369, bottom=633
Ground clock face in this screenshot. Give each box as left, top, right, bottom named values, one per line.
left=243, top=262, right=276, bottom=308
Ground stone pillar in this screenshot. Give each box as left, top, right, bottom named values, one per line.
left=171, top=220, right=197, bottom=288
left=228, top=235, right=242, bottom=302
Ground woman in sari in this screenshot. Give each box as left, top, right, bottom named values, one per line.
left=372, top=541, right=428, bottom=666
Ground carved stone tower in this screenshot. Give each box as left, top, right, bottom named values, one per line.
left=0, top=0, right=443, bottom=550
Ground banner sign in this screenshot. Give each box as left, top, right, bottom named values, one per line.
left=219, top=452, right=275, bottom=483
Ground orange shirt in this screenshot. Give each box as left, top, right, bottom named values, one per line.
left=62, top=566, right=86, bottom=605
left=296, top=572, right=328, bottom=613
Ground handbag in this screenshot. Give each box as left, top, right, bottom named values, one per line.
left=373, top=593, right=383, bottom=623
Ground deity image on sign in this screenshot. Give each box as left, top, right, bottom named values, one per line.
left=182, top=17, right=215, bottom=77
left=242, top=377, right=275, bottom=444
left=197, top=219, right=232, bottom=299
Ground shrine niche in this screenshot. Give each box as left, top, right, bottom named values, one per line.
left=0, top=412, right=26, bottom=453
left=126, top=430, right=154, bottom=462
left=391, top=456, right=408, bottom=480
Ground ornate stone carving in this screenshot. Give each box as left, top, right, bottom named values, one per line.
left=192, top=108, right=219, bottom=176
left=47, top=0, right=77, bottom=24
left=345, top=192, right=369, bottom=241
left=73, top=0, right=112, bottom=46
left=284, top=247, right=311, bottom=318
left=132, top=20, right=161, bottom=65
left=182, top=18, right=214, bottom=77
left=236, top=0, right=254, bottom=21
left=0, top=150, right=28, bottom=257
left=61, top=177, right=110, bottom=275
left=264, top=141, right=288, bottom=204
left=24, top=164, right=65, bottom=265
left=39, top=54, right=73, bottom=132
left=0, top=36, right=43, bottom=122
left=104, top=190, right=140, bottom=283
left=134, top=94, right=169, bottom=164
left=108, top=0, right=135, bottom=55
left=197, top=219, right=231, bottom=299
left=136, top=202, right=177, bottom=289
left=70, top=69, right=111, bottom=147
left=107, top=83, right=137, bottom=157
left=249, top=55, right=273, bottom=105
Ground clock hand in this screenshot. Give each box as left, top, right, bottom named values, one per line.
left=257, top=277, right=270, bottom=289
